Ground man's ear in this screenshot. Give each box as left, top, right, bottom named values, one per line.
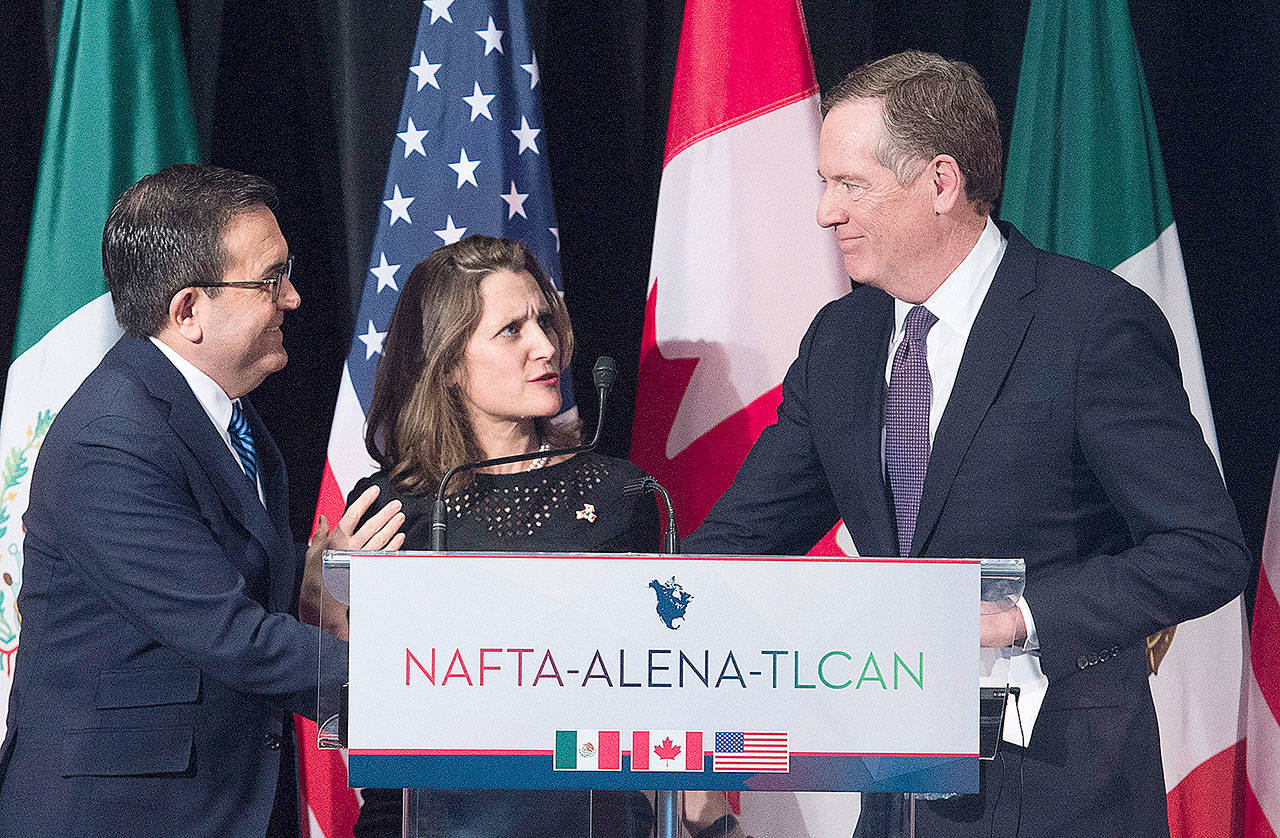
left=168, top=287, right=204, bottom=343
left=930, top=155, right=965, bottom=215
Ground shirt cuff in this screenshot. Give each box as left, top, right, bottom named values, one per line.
left=1016, top=596, right=1038, bottom=651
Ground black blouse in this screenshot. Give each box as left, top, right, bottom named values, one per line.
left=350, top=451, right=659, bottom=555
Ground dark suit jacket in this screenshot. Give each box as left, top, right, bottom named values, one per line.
left=0, top=336, right=347, bottom=837
left=683, top=222, right=1249, bottom=836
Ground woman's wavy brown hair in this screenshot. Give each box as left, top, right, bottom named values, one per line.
left=364, top=235, right=578, bottom=494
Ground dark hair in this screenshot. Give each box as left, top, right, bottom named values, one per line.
left=364, top=235, right=578, bottom=494
left=102, top=164, right=278, bottom=336
left=821, top=50, right=1002, bottom=214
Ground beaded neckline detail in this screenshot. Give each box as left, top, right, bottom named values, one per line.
left=525, top=443, right=552, bottom=472
left=449, top=454, right=613, bottom=538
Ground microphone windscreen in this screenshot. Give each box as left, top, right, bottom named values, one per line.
left=592, top=356, right=618, bottom=391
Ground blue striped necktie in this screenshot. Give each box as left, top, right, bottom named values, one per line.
left=227, top=400, right=258, bottom=484
left=884, top=305, right=937, bottom=555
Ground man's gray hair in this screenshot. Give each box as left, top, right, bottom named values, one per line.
left=821, top=51, right=1002, bottom=214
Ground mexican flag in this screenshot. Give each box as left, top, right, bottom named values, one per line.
left=1001, top=0, right=1247, bottom=835
left=0, top=0, right=198, bottom=735
left=554, top=730, right=622, bottom=771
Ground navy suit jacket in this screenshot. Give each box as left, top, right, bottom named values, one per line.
left=684, top=222, right=1249, bottom=835
left=0, top=336, right=347, bottom=837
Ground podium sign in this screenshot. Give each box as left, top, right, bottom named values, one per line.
left=343, top=552, right=980, bottom=793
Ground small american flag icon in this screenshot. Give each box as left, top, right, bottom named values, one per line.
left=712, top=731, right=789, bottom=772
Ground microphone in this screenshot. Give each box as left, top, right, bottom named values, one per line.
left=430, top=357, right=617, bottom=551
left=623, top=475, right=680, bottom=554
left=584, top=355, right=615, bottom=450
left=592, top=354, right=617, bottom=393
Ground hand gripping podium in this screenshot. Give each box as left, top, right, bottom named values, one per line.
left=317, top=552, right=1024, bottom=838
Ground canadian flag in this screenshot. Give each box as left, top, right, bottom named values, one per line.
left=631, top=730, right=705, bottom=772
left=630, top=0, right=857, bottom=833
left=631, top=0, right=847, bottom=545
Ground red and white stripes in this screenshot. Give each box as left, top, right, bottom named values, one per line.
left=1245, top=457, right=1280, bottom=837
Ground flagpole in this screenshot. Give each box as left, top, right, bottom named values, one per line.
left=655, top=501, right=680, bottom=838
left=656, top=790, right=678, bottom=838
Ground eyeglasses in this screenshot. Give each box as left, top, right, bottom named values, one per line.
left=189, top=254, right=293, bottom=302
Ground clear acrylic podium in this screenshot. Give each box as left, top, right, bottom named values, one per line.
left=317, top=553, right=1024, bottom=838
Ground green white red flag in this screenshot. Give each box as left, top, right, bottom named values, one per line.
left=0, top=0, right=198, bottom=744
left=1001, top=1, right=1248, bottom=834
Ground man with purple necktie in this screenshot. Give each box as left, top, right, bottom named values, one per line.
left=682, top=51, right=1248, bottom=838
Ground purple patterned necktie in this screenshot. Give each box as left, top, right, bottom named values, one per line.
left=885, top=305, right=938, bottom=555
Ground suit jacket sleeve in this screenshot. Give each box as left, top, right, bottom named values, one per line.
left=1029, top=280, right=1249, bottom=681
left=683, top=304, right=842, bottom=555
left=47, top=412, right=346, bottom=715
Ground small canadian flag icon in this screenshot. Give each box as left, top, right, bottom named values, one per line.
left=629, top=730, right=704, bottom=771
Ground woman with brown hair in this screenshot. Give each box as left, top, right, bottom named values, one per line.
left=349, top=235, right=657, bottom=837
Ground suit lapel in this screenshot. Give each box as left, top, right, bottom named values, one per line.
left=911, top=226, right=1037, bottom=556
left=127, top=339, right=290, bottom=595
left=847, top=291, right=897, bottom=557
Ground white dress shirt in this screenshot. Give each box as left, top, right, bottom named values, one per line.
left=150, top=337, right=266, bottom=507
left=881, top=218, right=1047, bottom=745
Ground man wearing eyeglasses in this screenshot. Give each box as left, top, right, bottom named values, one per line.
left=0, top=164, right=404, bottom=836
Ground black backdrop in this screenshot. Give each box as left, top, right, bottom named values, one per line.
left=3, top=0, right=1278, bottom=611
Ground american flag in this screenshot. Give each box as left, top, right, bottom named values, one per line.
left=1246, top=456, right=1280, bottom=836
left=345, top=0, right=572, bottom=420
left=300, top=2, right=570, bottom=835
left=712, top=731, right=789, bottom=773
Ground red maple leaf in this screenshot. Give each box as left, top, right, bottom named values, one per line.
left=630, top=281, right=847, bottom=553
left=653, top=737, right=683, bottom=762
left=631, top=281, right=783, bottom=538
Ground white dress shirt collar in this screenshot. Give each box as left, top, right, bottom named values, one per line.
left=149, top=336, right=235, bottom=433
left=892, top=216, right=1006, bottom=342
left=148, top=337, right=264, bottom=504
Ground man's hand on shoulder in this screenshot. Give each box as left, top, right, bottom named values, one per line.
left=299, top=485, right=405, bottom=639
left=330, top=484, right=406, bottom=553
